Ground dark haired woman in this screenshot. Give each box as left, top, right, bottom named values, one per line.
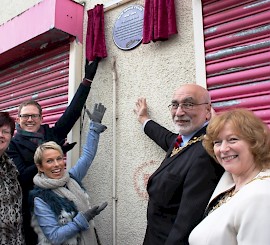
left=0, top=112, right=25, bottom=244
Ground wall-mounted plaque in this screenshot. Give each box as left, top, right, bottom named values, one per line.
left=113, top=5, right=144, bottom=50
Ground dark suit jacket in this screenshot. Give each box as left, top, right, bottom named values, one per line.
left=143, top=120, right=224, bottom=245
left=6, top=82, right=90, bottom=245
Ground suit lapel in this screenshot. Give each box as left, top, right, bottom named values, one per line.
left=208, top=171, right=234, bottom=205
left=148, top=127, right=207, bottom=183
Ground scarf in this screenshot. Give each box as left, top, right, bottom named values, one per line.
left=16, top=123, right=45, bottom=145
left=33, top=172, right=97, bottom=245
left=0, top=153, right=25, bottom=245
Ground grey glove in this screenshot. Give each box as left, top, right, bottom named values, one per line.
left=82, top=202, right=108, bottom=222
left=85, top=57, right=102, bottom=81
left=86, top=103, right=106, bottom=123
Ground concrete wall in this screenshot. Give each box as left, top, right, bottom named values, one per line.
left=0, top=0, right=197, bottom=244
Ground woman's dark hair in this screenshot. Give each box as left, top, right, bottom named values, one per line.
left=0, top=112, right=15, bottom=136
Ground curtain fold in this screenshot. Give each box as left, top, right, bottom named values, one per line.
left=143, top=0, right=178, bottom=44
left=86, top=4, right=107, bottom=61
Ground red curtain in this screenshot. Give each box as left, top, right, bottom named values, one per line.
left=143, top=0, right=178, bottom=44
left=86, top=4, right=107, bottom=61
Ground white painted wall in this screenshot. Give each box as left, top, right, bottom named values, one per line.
left=0, top=0, right=198, bottom=244
left=0, top=0, right=42, bottom=25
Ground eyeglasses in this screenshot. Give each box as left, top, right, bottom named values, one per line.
left=0, top=129, right=11, bottom=136
left=168, top=102, right=209, bottom=111
left=19, top=114, right=41, bottom=119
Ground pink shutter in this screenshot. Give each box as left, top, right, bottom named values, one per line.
left=0, top=44, right=70, bottom=126
left=202, top=0, right=270, bottom=126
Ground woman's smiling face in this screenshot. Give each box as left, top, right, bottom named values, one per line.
left=37, top=149, right=66, bottom=179
left=213, top=122, right=255, bottom=176
left=0, top=125, right=12, bottom=156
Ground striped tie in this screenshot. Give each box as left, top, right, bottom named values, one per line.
left=174, top=134, right=182, bottom=149
left=170, top=135, right=183, bottom=157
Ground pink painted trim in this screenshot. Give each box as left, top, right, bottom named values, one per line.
left=55, top=0, right=83, bottom=43
left=0, top=0, right=83, bottom=54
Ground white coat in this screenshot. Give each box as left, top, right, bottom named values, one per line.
left=189, top=169, right=270, bottom=245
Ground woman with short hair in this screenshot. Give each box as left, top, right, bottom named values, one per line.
left=30, top=103, right=107, bottom=245
left=189, top=108, right=270, bottom=245
left=0, top=111, right=25, bottom=244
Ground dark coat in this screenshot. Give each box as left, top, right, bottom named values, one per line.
left=6, top=82, right=91, bottom=245
left=143, top=120, right=224, bottom=245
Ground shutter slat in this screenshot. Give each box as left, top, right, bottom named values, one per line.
left=0, top=62, right=69, bottom=93
left=206, top=38, right=270, bottom=62
left=212, top=94, right=270, bottom=111
left=204, top=24, right=270, bottom=51
left=0, top=77, right=68, bottom=101
left=0, top=45, right=69, bottom=78
left=0, top=45, right=70, bottom=125
left=206, top=51, right=270, bottom=76
left=207, top=66, right=270, bottom=88
left=202, top=0, right=270, bottom=125
left=0, top=86, right=68, bottom=111
left=203, top=0, right=255, bottom=16
left=210, top=81, right=270, bottom=101
left=203, top=0, right=270, bottom=27
left=204, top=11, right=270, bottom=40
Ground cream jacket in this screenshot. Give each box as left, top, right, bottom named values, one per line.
left=189, top=169, right=270, bottom=245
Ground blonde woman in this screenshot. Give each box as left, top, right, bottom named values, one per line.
left=30, top=103, right=107, bottom=245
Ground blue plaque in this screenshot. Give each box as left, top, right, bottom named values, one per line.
left=113, top=5, right=144, bottom=50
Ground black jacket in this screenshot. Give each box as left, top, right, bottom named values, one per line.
left=143, top=120, right=224, bottom=245
left=6, top=82, right=91, bottom=245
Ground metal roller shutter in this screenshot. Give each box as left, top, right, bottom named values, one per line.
left=0, top=44, right=70, bottom=126
left=202, top=0, right=270, bottom=126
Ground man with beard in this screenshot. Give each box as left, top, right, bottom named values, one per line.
left=134, top=84, right=224, bottom=245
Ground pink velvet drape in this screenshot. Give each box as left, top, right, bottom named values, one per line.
left=143, top=0, right=178, bottom=44
left=86, top=4, right=107, bottom=61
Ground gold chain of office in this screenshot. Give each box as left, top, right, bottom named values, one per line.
left=170, top=135, right=204, bottom=157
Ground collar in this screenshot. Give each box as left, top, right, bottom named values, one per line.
left=181, top=121, right=209, bottom=146
left=208, top=169, right=270, bottom=206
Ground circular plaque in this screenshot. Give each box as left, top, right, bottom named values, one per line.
left=112, top=5, right=144, bottom=50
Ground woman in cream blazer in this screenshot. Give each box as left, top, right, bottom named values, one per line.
left=189, top=108, right=270, bottom=245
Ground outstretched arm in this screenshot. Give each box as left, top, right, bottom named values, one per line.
left=134, top=98, right=176, bottom=151
left=53, top=58, right=102, bottom=140
left=69, top=103, right=107, bottom=182
left=134, top=97, right=150, bottom=125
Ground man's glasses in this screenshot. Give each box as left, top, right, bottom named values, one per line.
left=19, top=114, right=41, bottom=119
left=168, top=102, right=209, bottom=111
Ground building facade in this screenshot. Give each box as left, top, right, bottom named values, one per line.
left=0, top=0, right=269, bottom=244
